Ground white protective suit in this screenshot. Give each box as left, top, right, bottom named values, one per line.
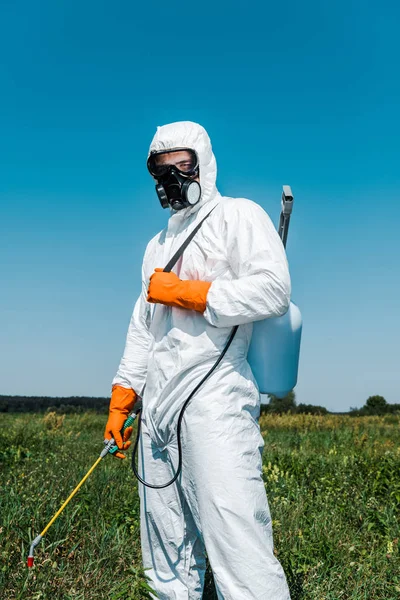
left=113, top=121, right=292, bottom=600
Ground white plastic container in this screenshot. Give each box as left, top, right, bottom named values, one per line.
left=247, top=301, right=302, bottom=398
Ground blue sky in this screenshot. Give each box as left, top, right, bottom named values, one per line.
left=1, top=1, right=399, bottom=411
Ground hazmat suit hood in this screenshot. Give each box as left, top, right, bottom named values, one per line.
left=148, top=121, right=218, bottom=217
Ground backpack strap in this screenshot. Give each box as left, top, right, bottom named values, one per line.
left=163, top=206, right=216, bottom=273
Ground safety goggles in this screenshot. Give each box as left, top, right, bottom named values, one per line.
left=147, top=148, right=199, bottom=178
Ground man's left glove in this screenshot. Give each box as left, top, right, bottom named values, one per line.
left=104, top=385, right=136, bottom=460
left=147, top=268, right=211, bottom=313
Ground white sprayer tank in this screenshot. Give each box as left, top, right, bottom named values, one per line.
left=247, top=302, right=302, bottom=397
left=247, top=186, right=302, bottom=398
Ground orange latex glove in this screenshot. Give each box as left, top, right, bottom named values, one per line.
left=147, top=268, right=211, bottom=313
left=104, top=385, right=136, bottom=459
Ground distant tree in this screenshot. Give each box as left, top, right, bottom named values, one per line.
left=262, top=390, right=297, bottom=414
left=260, top=393, right=331, bottom=416
left=364, top=395, right=388, bottom=415
left=350, top=398, right=400, bottom=417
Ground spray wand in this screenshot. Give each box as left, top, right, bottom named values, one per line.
left=27, top=401, right=142, bottom=568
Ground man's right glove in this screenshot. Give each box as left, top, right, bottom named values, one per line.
left=104, top=385, right=136, bottom=459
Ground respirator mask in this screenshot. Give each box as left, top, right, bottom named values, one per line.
left=147, top=148, right=201, bottom=211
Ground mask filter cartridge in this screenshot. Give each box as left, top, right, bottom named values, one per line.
left=156, top=167, right=201, bottom=211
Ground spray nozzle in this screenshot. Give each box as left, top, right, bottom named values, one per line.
left=27, top=534, right=43, bottom=568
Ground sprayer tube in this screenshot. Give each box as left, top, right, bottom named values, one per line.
left=27, top=454, right=104, bottom=567
left=27, top=406, right=142, bottom=567
left=131, top=325, right=239, bottom=489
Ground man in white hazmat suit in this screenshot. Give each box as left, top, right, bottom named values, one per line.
left=105, top=121, right=292, bottom=599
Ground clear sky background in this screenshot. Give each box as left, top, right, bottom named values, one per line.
left=1, top=1, right=399, bottom=412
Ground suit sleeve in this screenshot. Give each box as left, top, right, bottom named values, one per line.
left=112, top=265, right=152, bottom=395
left=203, top=200, right=291, bottom=328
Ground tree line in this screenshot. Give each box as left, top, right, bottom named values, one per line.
left=0, top=395, right=109, bottom=414
left=1, top=392, right=398, bottom=416
left=260, top=393, right=400, bottom=416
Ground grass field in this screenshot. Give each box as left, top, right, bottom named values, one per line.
left=1, top=411, right=399, bottom=599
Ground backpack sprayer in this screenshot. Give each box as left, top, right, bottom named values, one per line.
left=247, top=185, right=302, bottom=397
left=27, top=186, right=302, bottom=565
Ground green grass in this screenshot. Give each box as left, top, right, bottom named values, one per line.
left=1, top=412, right=399, bottom=599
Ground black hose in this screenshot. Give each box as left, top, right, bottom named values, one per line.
left=131, top=325, right=238, bottom=489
